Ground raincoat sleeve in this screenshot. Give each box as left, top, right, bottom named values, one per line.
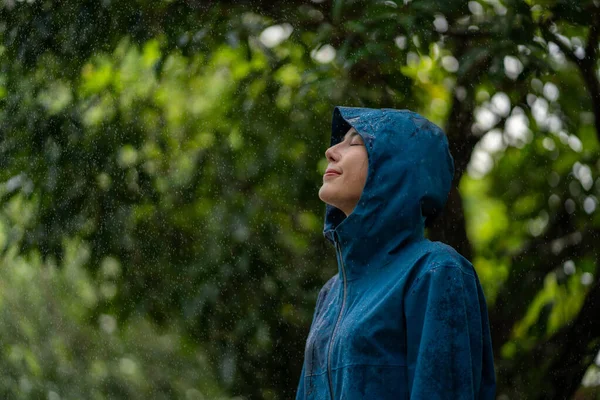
left=404, top=264, right=481, bottom=400
left=295, top=363, right=307, bottom=400
left=295, top=278, right=333, bottom=400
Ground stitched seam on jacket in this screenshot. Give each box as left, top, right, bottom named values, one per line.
left=332, top=363, right=407, bottom=370
left=305, top=363, right=407, bottom=377
left=305, top=370, right=328, bottom=378
left=406, top=262, right=475, bottom=296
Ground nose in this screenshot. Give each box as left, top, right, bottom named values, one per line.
left=325, top=143, right=340, bottom=162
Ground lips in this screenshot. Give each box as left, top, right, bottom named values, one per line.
left=325, top=168, right=341, bottom=176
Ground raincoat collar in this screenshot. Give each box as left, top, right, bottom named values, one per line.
left=323, top=106, right=455, bottom=281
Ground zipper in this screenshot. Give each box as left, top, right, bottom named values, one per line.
left=327, top=236, right=347, bottom=400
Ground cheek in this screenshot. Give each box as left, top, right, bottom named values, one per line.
left=343, top=160, right=367, bottom=191
left=347, top=154, right=369, bottom=183
left=359, top=158, right=368, bottom=181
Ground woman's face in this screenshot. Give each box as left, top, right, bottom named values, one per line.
left=319, top=127, right=368, bottom=216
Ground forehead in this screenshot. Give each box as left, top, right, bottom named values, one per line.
left=343, top=127, right=360, bottom=140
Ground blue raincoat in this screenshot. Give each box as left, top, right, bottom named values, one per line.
left=295, top=107, right=496, bottom=400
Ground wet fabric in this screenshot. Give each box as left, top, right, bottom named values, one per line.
left=295, top=107, right=496, bottom=400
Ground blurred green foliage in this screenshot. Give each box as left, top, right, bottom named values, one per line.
left=0, top=237, right=231, bottom=399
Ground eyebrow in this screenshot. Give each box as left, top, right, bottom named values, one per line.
left=344, top=130, right=360, bottom=141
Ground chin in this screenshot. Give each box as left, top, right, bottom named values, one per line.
left=318, top=185, right=334, bottom=204
left=318, top=186, right=341, bottom=209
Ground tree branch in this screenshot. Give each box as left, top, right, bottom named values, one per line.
left=490, top=220, right=599, bottom=355
left=530, top=276, right=600, bottom=400
left=540, top=18, right=600, bottom=144
left=427, top=39, right=494, bottom=259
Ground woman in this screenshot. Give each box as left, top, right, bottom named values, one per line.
left=295, top=106, right=496, bottom=400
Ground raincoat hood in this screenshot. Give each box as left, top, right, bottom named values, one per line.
left=324, top=106, right=455, bottom=279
